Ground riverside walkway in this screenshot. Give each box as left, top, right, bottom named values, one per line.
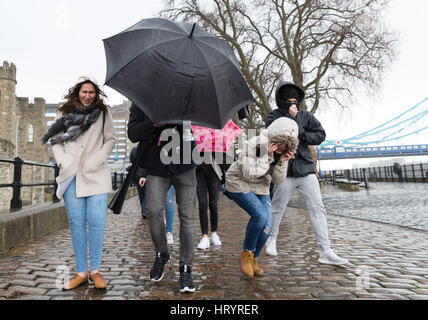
left=0, top=194, right=428, bottom=300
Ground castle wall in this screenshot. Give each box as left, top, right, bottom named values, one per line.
left=0, top=139, right=14, bottom=210
left=0, top=61, right=17, bottom=152
left=16, top=97, right=48, bottom=205
left=0, top=61, right=49, bottom=209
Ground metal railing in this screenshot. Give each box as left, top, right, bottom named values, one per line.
left=1, top=157, right=130, bottom=211
left=0, top=157, right=60, bottom=211
left=321, top=162, right=428, bottom=185
left=111, top=171, right=126, bottom=190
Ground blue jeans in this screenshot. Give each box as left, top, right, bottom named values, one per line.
left=137, top=183, right=146, bottom=215
left=63, top=178, right=109, bottom=272
left=139, top=184, right=175, bottom=233
left=165, top=185, right=175, bottom=234
left=229, top=192, right=272, bottom=258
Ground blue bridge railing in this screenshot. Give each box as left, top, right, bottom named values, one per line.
left=317, top=144, right=428, bottom=160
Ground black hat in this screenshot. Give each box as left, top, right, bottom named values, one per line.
left=278, top=86, right=300, bottom=102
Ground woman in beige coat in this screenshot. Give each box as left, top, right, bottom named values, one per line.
left=225, top=117, right=299, bottom=278
left=42, top=76, right=116, bottom=290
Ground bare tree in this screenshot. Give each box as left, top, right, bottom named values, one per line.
left=161, top=0, right=398, bottom=129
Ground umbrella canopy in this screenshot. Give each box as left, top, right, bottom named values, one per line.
left=191, top=119, right=241, bottom=153
left=103, top=18, right=254, bottom=129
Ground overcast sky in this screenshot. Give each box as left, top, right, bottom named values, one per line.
left=1, top=0, right=427, bottom=168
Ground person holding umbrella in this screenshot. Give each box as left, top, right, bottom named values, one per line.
left=128, top=103, right=198, bottom=293
left=105, top=18, right=254, bottom=292
left=225, top=117, right=299, bottom=278
left=42, top=76, right=116, bottom=290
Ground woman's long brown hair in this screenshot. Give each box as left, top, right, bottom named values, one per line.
left=58, top=80, right=108, bottom=114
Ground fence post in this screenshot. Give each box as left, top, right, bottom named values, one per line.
left=420, top=163, right=425, bottom=183
left=411, top=164, right=416, bottom=182
left=332, top=170, right=336, bottom=185
left=10, top=157, right=23, bottom=211
left=52, top=164, right=60, bottom=203
left=363, top=168, right=369, bottom=189
left=403, top=164, right=408, bottom=182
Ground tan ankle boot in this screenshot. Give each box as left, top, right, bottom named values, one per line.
left=90, top=272, right=107, bottom=289
left=252, top=257, right=264, bottom=276
left=62, top=273, right=88, bottom=290
left=240, top=251, right=254, bottom=278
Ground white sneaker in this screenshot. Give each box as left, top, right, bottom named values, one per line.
left=318, top=249, right=349, bottom=266
left=211, top=233, right=222, bottom=246
left=265, top=237, right=277, bottom=256
left=166, top=232, right=174, bottom=245
left=197, top=236, right=210, bottom=250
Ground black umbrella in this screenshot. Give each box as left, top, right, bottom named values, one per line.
left=103, top=18, right=254, bottom=129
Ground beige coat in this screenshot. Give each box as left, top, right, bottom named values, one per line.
left=52, top=107, right=116, bottom=199
left=226, top=117, right=299, bottom=195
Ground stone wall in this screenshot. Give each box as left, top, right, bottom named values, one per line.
left=0, top=61, right=49, bottom=209
left=0, top=139, right=14, bottom=211
left=0, top=188, right=138, bottom=253
left=0, top=61, right=17, bottom=150
left=16, top=97, right=49, bottom=206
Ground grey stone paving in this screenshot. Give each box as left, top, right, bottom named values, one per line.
left=0, top=193, right=428, bottom=300
left=321, top=182, right=428, bottom=231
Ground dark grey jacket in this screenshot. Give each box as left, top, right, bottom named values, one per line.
left=265, top=82, right=326, bottom=178
left=127, top=103, right=196, bottom=177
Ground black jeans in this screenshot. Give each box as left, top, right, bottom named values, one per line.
left=196, top=166, right=221, bottom=235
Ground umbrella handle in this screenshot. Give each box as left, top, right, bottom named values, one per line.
left=189, top=23, right=196, bottom=38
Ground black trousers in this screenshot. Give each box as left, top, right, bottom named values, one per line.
left=196, top=166, right=221, bottom=235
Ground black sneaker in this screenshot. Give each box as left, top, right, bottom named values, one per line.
left=179, top=265, right=196, bottom=293
left=150, top=252, right=170, bottom=282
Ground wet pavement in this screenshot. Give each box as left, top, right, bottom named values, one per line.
left=1, top=192, right=428, bottom=300
left=321, top=182, right=428, bottom=231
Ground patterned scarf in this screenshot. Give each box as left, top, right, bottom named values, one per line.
left=41, top=104, right=101, bottom=145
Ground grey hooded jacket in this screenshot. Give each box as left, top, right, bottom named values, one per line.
left=226, top=117, right=299, bottom=195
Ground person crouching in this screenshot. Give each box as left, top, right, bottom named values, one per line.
left=225, top=118, right=298, bottom=278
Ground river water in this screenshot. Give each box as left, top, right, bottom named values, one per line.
left=289, top=182, right=428, bottom=232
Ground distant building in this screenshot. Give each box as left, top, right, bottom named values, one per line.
left=109, top=100, right=134, bottom=169
left=0, top=61, right=49, bottom=209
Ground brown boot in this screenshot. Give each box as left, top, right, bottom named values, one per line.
left=90, top=272, right=107, bottom=289
left=252, top=257, right=264, bottom=276
left=62, top=273, right=88, bottom=290
left=240, top=251, right=254, bottom=278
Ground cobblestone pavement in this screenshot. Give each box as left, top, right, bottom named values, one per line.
left=1, top=194, right=428, bottom=300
